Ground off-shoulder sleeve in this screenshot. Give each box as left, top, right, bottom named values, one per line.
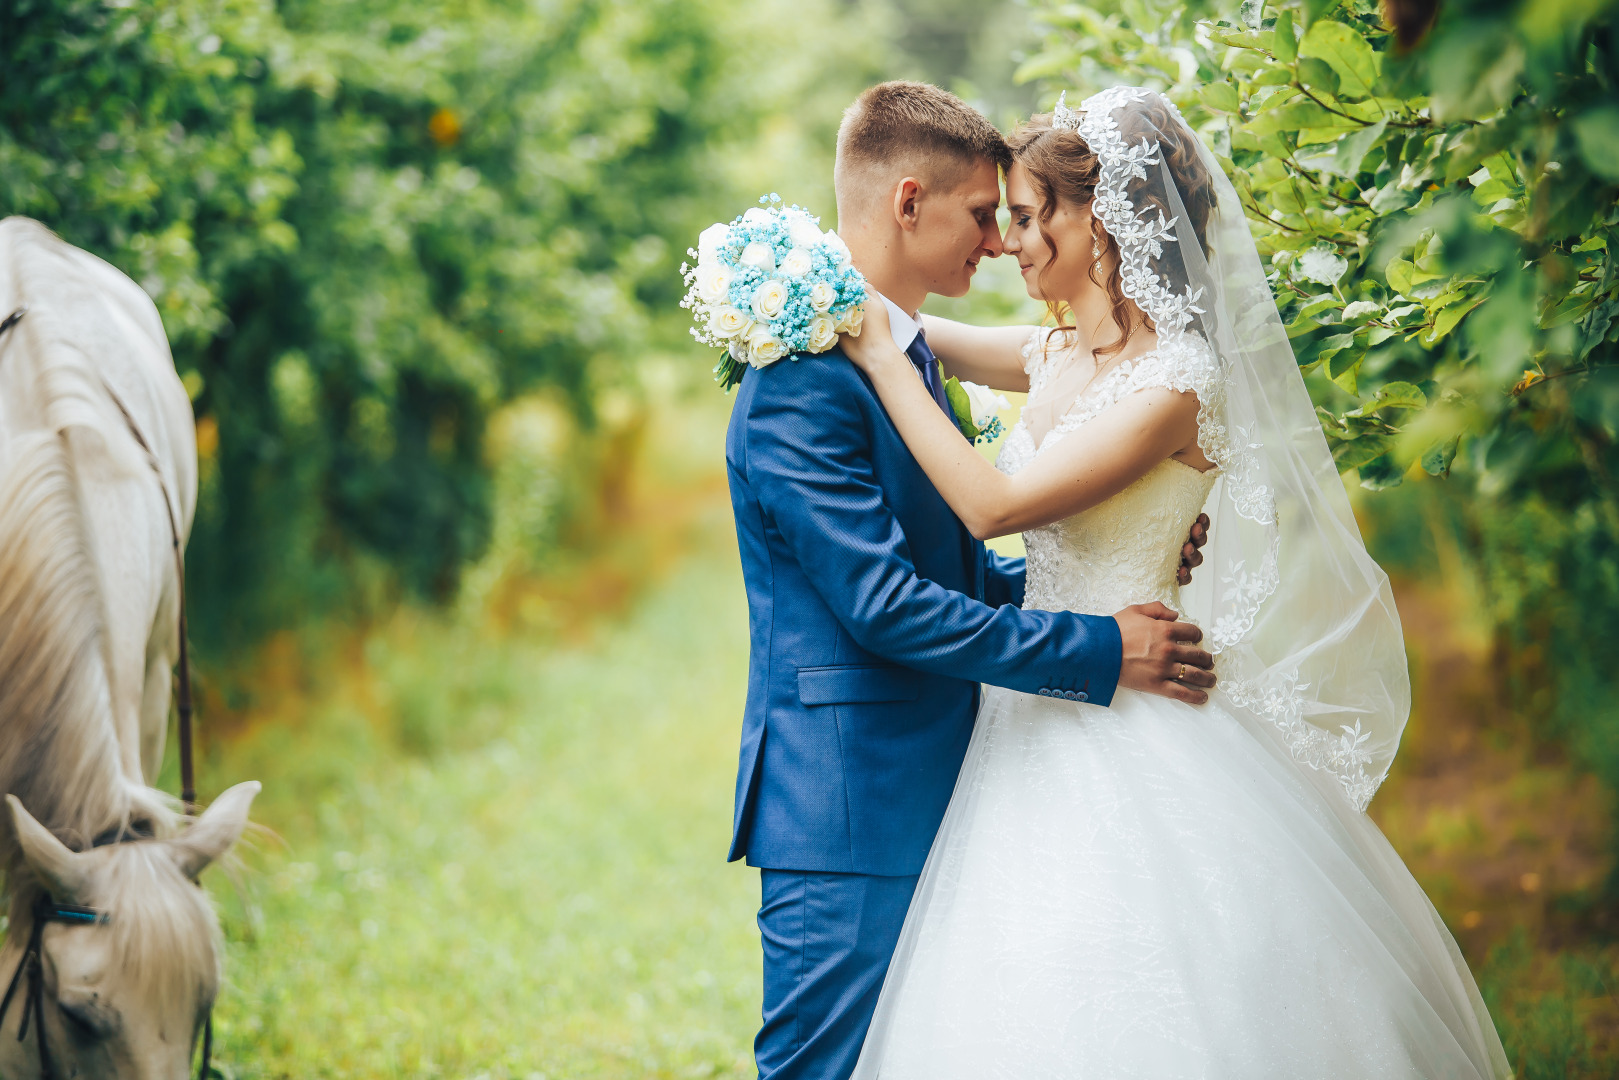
left=1021, top=326, right=1057, bottom=388
left=1120, top=334, right=1229, bottom=472
left=1044, top=333, right=1228, bottom=462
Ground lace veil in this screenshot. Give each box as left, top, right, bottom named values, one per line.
left=1046, top=87, right=1409, bottom=811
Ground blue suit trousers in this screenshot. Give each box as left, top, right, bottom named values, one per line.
left=755, top=870, right=918, bottom=1080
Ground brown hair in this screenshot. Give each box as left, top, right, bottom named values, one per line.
left=1008, top=95, right=1216, bottom=359
left=835, top=82, right=1011, bottom=217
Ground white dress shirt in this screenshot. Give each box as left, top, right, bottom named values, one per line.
left=875, top=291, right=922, bottom=353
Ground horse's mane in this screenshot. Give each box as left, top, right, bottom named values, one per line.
left=0, top=433, right=162, bottom=865
left=0, top=220, right=216, bottom=1032
left=0, top=432, right=215, bottom=1017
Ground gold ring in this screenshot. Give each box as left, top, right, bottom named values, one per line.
left=1176, top=663, right=1187, bottom=682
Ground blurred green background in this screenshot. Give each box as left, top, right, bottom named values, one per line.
left=5, top=0, right=1619, bottom=1075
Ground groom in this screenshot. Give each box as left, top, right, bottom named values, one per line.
left=724, top=81, right=1215, bottom=1080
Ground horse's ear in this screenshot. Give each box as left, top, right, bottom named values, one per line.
left=7, top=795, right=89, bottom=902
left=167, top=781, right=261, bottom=881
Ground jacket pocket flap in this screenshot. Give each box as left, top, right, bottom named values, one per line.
left=797, top=664, right=921, bottom=706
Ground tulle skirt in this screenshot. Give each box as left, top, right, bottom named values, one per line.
left=851, top=686, right=1511, bottom=1080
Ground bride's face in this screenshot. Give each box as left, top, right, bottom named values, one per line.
left=1003, top=162, right=1096, bottom=305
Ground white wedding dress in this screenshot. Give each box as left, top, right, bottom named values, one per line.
left=850, top=334, right=1511, bottom=1079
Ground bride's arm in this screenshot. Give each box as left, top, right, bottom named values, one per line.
left=843, top=317, right=1200, bottom=541
left=916, top=314, right=1036, bottom=393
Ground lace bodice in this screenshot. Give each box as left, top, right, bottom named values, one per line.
left=998, top=330, right=1217, bottom=618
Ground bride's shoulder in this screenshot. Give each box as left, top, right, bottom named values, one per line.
left=1022, top=326, right=1076, bottom=383
left=1123, top=331, right=1221, bottom=398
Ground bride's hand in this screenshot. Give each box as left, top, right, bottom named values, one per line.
left=838, top=290, right=903, bottom=376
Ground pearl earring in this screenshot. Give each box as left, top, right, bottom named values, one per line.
left=1092, top=237, right=1103, bottom=275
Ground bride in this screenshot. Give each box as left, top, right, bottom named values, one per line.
left=839, top=87, right=1511, bottom=1079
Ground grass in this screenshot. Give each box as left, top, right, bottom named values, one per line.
left=204, top=510, right=760, bottom=1079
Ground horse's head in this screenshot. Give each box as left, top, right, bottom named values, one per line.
left=0, top=781, right=260, bottom=1080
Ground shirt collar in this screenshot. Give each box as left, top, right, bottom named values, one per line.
left=875, top=291, right=921, bottom=353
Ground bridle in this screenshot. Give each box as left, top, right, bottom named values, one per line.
left=0, top=307, right=213, bottom=1078
left=0, top=893, right=214, bottom=1080
left=0, top=896, right=107, bottom=1080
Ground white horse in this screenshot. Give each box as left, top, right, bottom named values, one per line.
left=0, top=216, right=260, bottom=1079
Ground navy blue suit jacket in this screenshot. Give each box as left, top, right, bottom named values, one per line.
left=725, top=347, right=1123, bottom=877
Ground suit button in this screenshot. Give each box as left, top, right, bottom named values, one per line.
left=1038, top=688, right=1052, bottom=697
left=1062, top=690, right=1078, bottom=700
left=1075, top=691, right=1088, bottom=703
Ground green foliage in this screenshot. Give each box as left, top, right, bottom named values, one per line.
left=0, top=0, right=876, bottom=651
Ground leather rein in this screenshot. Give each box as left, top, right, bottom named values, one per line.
left=0, top=307, right=212, bottom=1079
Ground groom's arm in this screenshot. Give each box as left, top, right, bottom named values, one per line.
left=982, top=548, right=1025, bottom=609
left=745, top=358, right=1121, bottom=704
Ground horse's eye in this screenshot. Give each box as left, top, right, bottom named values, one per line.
left=57, top=991, right=120, bottom=1038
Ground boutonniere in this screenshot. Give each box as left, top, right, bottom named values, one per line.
left=944, top=376, right=1009, bottom=444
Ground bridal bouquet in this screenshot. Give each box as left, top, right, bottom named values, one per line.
left=681, top=195, right=867, bottom=391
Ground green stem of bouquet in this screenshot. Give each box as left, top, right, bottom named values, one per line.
left=714, top=350, right=747, bottom=392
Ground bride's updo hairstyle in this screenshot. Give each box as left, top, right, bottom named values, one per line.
left=1008, top=94, right=1217, bottom=358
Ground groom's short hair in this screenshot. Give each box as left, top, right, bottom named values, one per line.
left=835, top=82, right=1010, bottom=219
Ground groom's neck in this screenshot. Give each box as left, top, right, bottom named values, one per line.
left=842, top=230, right=928, bottom=315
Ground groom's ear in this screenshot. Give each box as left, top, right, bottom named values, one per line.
left=893, top=177, right=925, bottom=232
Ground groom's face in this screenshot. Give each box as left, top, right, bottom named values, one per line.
left=907, top=158, right=1004, bottom=299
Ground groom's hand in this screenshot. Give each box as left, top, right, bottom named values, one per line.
left=1114, top=602, right=1215, bottom=705
left=1176, top=513, right=1210, bottom=586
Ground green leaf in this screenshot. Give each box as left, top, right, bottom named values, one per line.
left=1420, top=436, right=1460, bottom=477
left=1273, top=9, right=1297, bottom=62
left=1207, top=27, right=1274, bottom=51
left=1296, top=56, right=1340, bottom=97
left=1426, top=300, right=1478, bottom=344
left=1325, top=337, right=1360, bottom=394
left=1297, top=293, right=1343, bottom=320
left=1299, top=20, right=1379, bottom=99
left=943, top=376, right=980, bottom=440
left=1332, top=432, right=1394, bottom=470
left=1200, top=81, right=1241, bottom=114
left=1385, top=258, right=1418, bottom=295
left=1572, top=106, right=1619, bottom=183
left=1370, top=180, right=1420, bottom=214
left=1357, top=453, right=1406, bottom=490
left=1350, top=380, right=1428, bottom=415
left=1330, top=119, right=1387, bottom=178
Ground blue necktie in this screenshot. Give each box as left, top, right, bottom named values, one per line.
left=906, top=328, right=954, bottom=419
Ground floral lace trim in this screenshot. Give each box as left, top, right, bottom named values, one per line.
left=1077, top=87, right=1207, bottom=343
left=1222, top=669, right=1387, bottom=813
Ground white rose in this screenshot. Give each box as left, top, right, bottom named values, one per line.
left=824, top=230, right=851, bottom=263
left=809, top=282, right=836, bottom=312
left=739, top=242, right=776, bottom=272
left=742, top=206, right=772, bottom=225
left=807, top=314, right=838, bottom=352
left=788, top=216, right=824, bottom=249
left=962, top=380, right=1012, bottom=427
left=746, top=323, right=789, bottom=366
left=711, top=305, right=749, bottom=338
left=697, top=263, right=734, bottom=305
left=697, top=222, right=731, bottom=264
left=834, top=302, right=864, bottom=336
left=751, top=279, right=789, bottom=322
left=779, top=247, right=813, bottom=277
